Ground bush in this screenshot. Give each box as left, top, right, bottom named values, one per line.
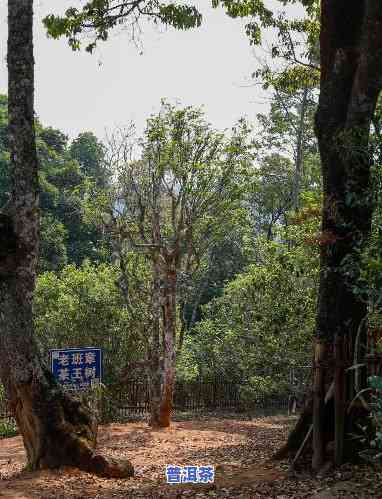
left=369, top=375, right=382, bottom=451
left=186, top=238, right=317, bottom=387
left=0, top=419, right=18, bottom=439
left=34, top=262, right=146, bottom=388
left=239, top=375, right=290, bottom=403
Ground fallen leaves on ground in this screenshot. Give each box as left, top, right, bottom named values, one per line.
left=0, top=415, right=381, bottom=498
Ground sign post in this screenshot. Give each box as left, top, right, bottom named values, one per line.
left=50, top=347, right=102, bottom=390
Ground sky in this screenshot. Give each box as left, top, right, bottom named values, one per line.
left=0, top=1, right=285, bottom=141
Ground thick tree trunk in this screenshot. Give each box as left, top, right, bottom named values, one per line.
left=312, top=0, right=381, bottom=467
left=280, top=1, right=382, bottom=468
left=0, top=0, right=133, bottom=477
left=148, top=259, right=177, bottom=428
left=274, top=398, right=313, bottom=460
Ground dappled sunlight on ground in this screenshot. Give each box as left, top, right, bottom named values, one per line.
left=0, top=416, right=380, bottom=498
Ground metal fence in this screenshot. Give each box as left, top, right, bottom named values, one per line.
left=0, top=378, right=300, bottom=428
left=104, top=379, right=245, bottom=418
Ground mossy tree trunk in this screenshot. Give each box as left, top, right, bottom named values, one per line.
left=0, top=0, right=133, bottom=477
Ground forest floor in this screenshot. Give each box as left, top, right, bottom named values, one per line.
left=0, top=415, right=381, bottom=498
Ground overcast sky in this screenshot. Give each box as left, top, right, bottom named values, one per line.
left=0, top=1, right=286, bottom=141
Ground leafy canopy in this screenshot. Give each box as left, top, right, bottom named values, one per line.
left=43, top=0, right=319, bottom=55
left=44, top=1, right=202, bottom=52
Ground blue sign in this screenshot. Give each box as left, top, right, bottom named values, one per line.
left=165, top=465, right=215, bottom=484
left=50, top=347, right=102, bottom=390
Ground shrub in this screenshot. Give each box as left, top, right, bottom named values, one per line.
left=0, top=419, right=18, bottom=438
left=369, top=375, right=382, bottom=451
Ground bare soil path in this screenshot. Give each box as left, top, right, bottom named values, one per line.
left=0, top=416, right=380, bottom=498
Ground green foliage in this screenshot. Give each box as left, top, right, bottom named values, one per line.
left=0, top=419, right=18, bottom=439
left=180, top=219, right=254, bottom=330
left=212, top=0, right=274, bottom=45
left=214, top=1, right=320, bottom=94
left=158, top=4, right=202, bottom=29
left=34, top=262, right=145, bottom=386
left=248, top=88, right=320, bottom=239
left=93, top=101, right=255, bottom=274
left=39, top=126, right=68, bottom=154
left=135, top=102, right=254, bottom=250
left=43, top=0, right=320, bottom=93
left=89, top=103, right=258, bottom=395
left=369, top=376, right=382, bottom=451
left=44, top=1, right=202, bottom=52
left=254, top=89, right=317, bottom=159
left=239, top=374, right=291, bottom=404
left=0, top=94, right=111, bottom=270
left=255, top=65, right=319, bottom=93
left=39, top=213, right=68, bottom=273
left=0, top=386, right=17, bottom=438
left=185, top=221, right=319, bottom=392
left=349, top=161, right=382, bottom=329
left=176, top=345, right=200, bottom=382
left=70, top=132, right=108, bottom=188
left=249, top=153, right=294, bottom=237
left=36, top=126, right=110, bottom=267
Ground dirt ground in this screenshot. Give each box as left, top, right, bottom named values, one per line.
left=0, top=416, right=381, bottom=498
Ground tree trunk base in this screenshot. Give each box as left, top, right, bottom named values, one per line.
left=89, top=455, right=134, bottom=478
left=273, top=399, right=313, bottom=460
left=149, top=391, right=172, bottom=429
left=7, top=370, right=134, bottom=478
left=274, top=396, right=371, bottom=466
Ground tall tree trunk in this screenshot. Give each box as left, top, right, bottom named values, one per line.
left=148, top=261, right=177, bottom=428
left=158, top=264, right=177, bottom=427
left=0, top=0, right=132, bottom=477
left=312, top=0, right=382, bottom=467
left=148, top=259, right=163, bottom=427
left=279, top=0, right=382, bottom=468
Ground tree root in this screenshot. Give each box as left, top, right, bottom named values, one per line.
left=273, top=399, right=313, bottom=460
left=89, top=455, right=134, bottom=478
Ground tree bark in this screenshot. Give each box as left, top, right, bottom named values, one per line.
left=0, top=0, right=133, bottom=477
left=148, top=259, right=163, bottom=427
left=159, top=264, right=177, bottom=427
left=334, top=333, right=345, bottom=466
left=148, top=261, right=177, bottom=428
left=281, top=0, right=382, bottom=469
left=274, top=398, right=313, bottom=460
left=312, top=341, right=326, bottom=470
